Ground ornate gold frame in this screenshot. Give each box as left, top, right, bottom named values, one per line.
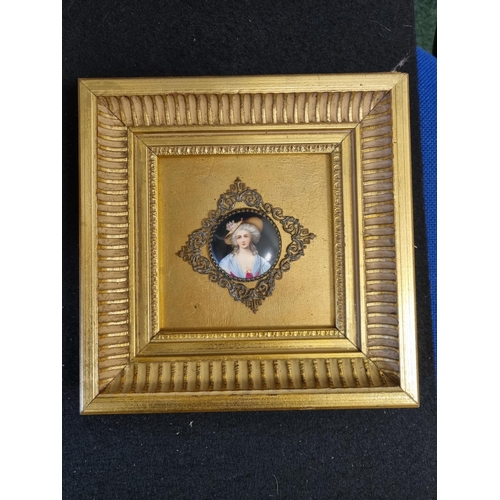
left=79, top=74, right=418, bottom=414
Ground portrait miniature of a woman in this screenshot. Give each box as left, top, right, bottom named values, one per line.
left=219, top=216, right=271, bottom=279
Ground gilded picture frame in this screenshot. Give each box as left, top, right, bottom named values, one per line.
left=79, top=73, right=418, bottom=414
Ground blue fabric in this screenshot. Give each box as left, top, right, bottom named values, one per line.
left=416, top=47, right=437, bottom=373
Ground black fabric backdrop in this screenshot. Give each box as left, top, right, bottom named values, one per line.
left=63, top=1, right=436, bottom=498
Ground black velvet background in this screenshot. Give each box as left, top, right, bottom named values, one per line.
left=63, top=1, right=436, bottom=498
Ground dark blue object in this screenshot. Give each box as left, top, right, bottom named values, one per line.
left=416, top=47, right=437, bottom=373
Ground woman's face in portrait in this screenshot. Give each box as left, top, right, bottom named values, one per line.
left=235, top=229, right=251, bottom=249
left=210, top=211, right=281, bottom=274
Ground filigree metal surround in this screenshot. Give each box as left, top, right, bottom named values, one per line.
left=177, top=178, right=316, bottom=313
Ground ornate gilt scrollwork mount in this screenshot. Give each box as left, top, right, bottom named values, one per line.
left=177, top=178, right=316, bottom=312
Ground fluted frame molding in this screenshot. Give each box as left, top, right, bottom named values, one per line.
left=79, top=74, right=418, bottom=414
